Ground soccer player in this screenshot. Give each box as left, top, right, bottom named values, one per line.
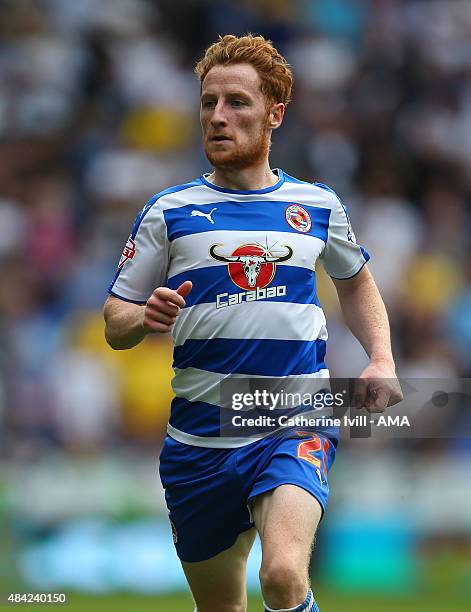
left=104, top=34, right=403, bottom=612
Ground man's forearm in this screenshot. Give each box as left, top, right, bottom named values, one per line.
left=103, top=296, right=148, bottom=350
left=334, top=268, right=395, bottom=368
left=104, top=282, right=191, bottom=350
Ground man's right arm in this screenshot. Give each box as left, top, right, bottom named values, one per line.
left=103, top=296, right=148, bottom=350
left=103, top=281, right=192, bottom=350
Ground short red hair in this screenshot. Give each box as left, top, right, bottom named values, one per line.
left=195, top=34, right=293, bottom=106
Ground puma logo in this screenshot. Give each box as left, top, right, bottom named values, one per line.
left=190, top=208, right=217, bottom=224
left=316, top=468, right=326, bottom=489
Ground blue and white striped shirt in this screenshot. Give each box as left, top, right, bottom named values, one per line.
left=109, top=169, right=370, bottom=447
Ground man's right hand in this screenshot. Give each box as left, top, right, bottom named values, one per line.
left=143, top=281, right=193, bottom=334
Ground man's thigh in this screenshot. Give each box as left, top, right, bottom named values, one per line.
left=251, top=484, right=322, bottom=569
left=159, top=436, right=254, bottom=562
left=247, top=433, right=334, bottom=575
left=181, top=527, right=257, bottom=612
left=243, top=432, right=335, bottom=519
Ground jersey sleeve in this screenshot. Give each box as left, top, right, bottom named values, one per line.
left=108, top=197, right=169, bottom=303
left=318, top=186, right=370, bottom=279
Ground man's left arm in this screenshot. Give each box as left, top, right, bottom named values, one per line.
left=332, top=265, right=403, bottom=412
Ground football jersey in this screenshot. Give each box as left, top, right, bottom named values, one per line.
left=108, top=169, right=370, bottom=448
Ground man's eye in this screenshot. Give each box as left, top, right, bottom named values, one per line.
left=202, top=100, right=216, bottom=109
left=231, top=100, right=245, bottom=106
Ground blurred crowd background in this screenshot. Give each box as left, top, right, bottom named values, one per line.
left=1, top=0, right=471, bottom=607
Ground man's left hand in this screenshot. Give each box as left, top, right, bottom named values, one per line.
left=354, top=361, right=403, bottom=413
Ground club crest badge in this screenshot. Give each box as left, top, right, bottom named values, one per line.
left=285, top=204, right=312, bottom=233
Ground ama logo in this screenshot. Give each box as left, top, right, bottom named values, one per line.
left=210, top=243, right=293, bottom=290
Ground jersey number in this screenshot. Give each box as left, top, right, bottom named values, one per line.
left=296, top=432, right=330, bottom=477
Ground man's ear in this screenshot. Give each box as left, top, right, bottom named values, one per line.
left=268, top=103, right=285, bottom=130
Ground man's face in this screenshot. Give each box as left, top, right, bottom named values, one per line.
left=200, top=63, right=279, bottom=170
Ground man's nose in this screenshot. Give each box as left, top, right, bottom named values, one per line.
left=210, top=101, right=227, bottom=126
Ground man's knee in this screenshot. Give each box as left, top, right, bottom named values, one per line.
left=194, top=599, right=246, bottom=612
left=259, top=560, right=308, bottom=605
left=195, top=605, right=245, bottom=612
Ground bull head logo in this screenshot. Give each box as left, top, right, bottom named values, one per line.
left=210, top=243, right=293, bottom=289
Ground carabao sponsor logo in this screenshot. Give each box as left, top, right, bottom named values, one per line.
left=209, top=243, right=293, bottom=290
left=216, top=284, right=287, bottom=309
left=209, top=242, right=293, bottom=309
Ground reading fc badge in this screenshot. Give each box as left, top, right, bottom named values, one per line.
left=285, top=205, right=312, bottom=233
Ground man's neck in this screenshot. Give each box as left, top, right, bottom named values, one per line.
left=208, top=163, right=279, bottom=191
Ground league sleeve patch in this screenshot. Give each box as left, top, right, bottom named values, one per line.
left=118, top=236, right=136, bottom=270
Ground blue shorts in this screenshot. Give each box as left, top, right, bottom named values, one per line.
left=158, top=432, right=336, bottom=562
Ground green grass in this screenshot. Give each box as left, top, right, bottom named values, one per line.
left=2, top=591, right=470, bottom=611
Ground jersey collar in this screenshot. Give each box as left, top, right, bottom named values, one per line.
left=200, top=168, right=285, bottom=194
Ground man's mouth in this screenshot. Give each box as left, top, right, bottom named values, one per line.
left=211, top=135, right=232, bottom=142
